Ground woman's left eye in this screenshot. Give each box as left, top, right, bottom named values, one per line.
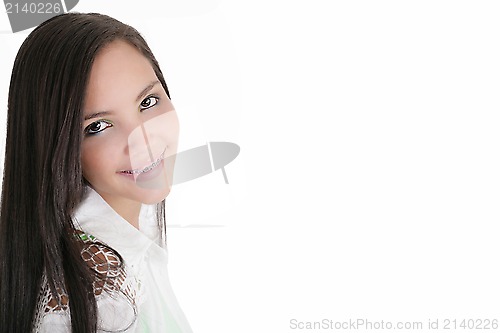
left=140, top=96, right=159, bottom=111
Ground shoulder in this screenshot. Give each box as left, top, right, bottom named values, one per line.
left=33, top=274, right=71, bottom=332
left=33, top=231, right=140, bottom=332
left=76, top=230, right=126, bottom=296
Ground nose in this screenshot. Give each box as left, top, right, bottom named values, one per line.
left=128, top=122, right=154, bottom=160
left=123, top=111, right=178, bottom=171
left=123, top=116, right=157, bottom=166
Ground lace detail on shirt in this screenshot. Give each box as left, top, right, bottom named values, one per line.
left=33, top=232, right=141, bottom=332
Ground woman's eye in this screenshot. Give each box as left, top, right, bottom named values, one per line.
left=140, top=96, right=159, bottom=111
left=84, top=120, right=113, bottom=135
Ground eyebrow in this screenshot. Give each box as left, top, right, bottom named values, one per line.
left=84, top=111, right=113, bottom=121
left=136, top=80, right=160, bottom=102
left=84, top=80, right=161, bottom=121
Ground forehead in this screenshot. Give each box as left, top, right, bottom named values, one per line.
left=84, top=40, right=157, bottom=108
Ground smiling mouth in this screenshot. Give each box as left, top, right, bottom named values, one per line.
left=119, top=150, right=165, bottom=175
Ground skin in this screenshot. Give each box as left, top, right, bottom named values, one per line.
left=81, top=40, right=179, bottom=228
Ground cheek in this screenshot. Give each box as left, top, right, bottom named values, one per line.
left=157, top=111, right=179, bottom=144
left=81, top=148, right=97, bottom=180
left=81, top=141, right=114, bottom=179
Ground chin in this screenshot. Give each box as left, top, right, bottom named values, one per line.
left=137, top=186, right=171, bottom=205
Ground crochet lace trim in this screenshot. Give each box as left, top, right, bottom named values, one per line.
left=33, top=232, right=141, bottom=332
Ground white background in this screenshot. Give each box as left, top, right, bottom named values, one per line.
left=1, top=1, right=500, bottom=332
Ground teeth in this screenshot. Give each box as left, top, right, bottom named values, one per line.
left=122, top=152, right=164, bottom=175
left=140, top=158, right=161, bottom=173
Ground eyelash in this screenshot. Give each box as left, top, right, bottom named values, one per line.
left=84, top=95, right=160, bottom=136
left=84, top=119, right=113, bottom=136
left=140, top=95, right=159, bottom=111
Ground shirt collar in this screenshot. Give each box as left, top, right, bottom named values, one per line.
left=72, top=186, right=159, bottom=263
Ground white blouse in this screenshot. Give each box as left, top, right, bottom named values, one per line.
left=34, top=186, right=193, bottom=333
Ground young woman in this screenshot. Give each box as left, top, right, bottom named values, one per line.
left=0, top=12, right=193, bottom=333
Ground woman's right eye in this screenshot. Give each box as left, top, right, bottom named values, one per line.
left=84, top=120, right=113, bottom=135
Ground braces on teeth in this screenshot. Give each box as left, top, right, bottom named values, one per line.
left=122, top=153, right=164, bottom=175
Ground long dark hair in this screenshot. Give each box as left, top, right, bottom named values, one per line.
left=0, top=13, right=170, bottom=333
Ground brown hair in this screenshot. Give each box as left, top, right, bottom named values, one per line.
left=0, top=13, right=170, bottom=332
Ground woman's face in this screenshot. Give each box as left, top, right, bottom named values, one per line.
left=81, top=40, right=179, bottom=211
